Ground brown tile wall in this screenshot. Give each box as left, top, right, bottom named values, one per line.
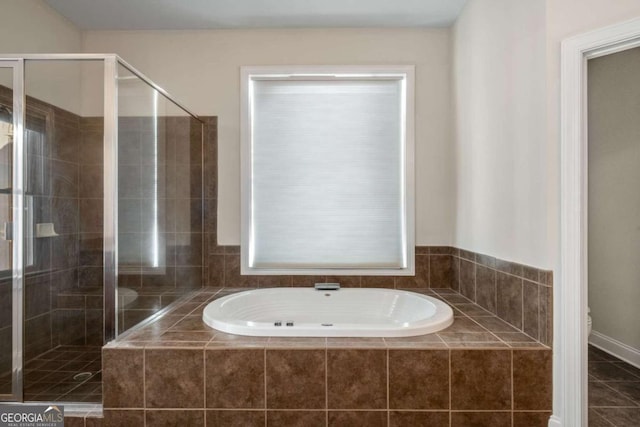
left=102, top=347, right=552, bottom=426
left=206, top=245, right=456, bottom=289
left=453, top=249, right=553, bottom=347
left=0, top=91, right=208, bottom=381
left=114, top=115, right=205, bottom=333
left=0, top=86, right=87, bottom=371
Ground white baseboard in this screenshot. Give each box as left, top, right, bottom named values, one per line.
left=589, top=330, right=640, bottom=369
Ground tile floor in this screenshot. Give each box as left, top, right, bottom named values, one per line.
left=20, top=345, right=102, bottom=402
left=589, top=345, right=640, bottom=426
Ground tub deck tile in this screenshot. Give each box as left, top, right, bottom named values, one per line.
left=110, top=287, right=548, bottom=351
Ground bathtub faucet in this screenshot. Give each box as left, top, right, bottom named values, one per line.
left=315, top=283, right=340, bottom=291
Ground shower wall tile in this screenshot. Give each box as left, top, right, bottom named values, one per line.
left=79, top=198, right=103, bottom=233
left=79, top=233, right=104, bottom=267
left=113, top=114, right=205, bottom=327
left=24, top=276, right=52, bottom=321
left=118, top=131, right=142, bottom=165
left=51, top=159, right=79, bottom=198
left=80, top=128, right=103, bottom=165
left=52, top=122, right=80, bottom=164
left=24, top=313, right=52, bottom=360
left=0, top=87, right=86, bottom=363
left=56, top=309, right=85, bottom=346
left=81, top=311, right=102, bottom=344
left=79, top=266, right=103, bottom=288
left=51, top=197, right=79, bottom=234
left=51, top=234, right=79, bottom=269
left=176, top=266, right=204, bottom=288
left=0, top=281, right=12, bottom=329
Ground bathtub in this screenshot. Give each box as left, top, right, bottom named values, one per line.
left=202, top=288, right=454, bottom=337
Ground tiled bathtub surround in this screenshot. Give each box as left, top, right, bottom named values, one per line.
left=206, top=246, right=455, bottom=290
left=453, top=248, right=553, bottom=347
left=200, top=119, right=553, bottom=345
left=102, top=288, right=551, bottom=426
left=204, top=246, right=553, bottom=347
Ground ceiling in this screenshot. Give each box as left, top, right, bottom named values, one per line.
left=44, top=0, right=468, bottom=30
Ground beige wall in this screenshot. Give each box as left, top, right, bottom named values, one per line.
left=588, top=47, right=640, bottom=351
left=452, top=0, right=548, bottom=267
left=546, top=0, right=640, bottom=270
left=83, top=29, right=454, bottom=246
left=0, top=0, right=83, bottom=114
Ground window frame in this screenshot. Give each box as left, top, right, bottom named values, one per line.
left=240, top=65, right=415, bottom=276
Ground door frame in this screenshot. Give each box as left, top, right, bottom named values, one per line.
left=0, top=58, right=25, bottom=402
left=556, top=16, right=640, bottom=427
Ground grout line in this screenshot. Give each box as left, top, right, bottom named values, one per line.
left=386, top=349, right=390, bottom=426
left=324, top=347, right=328, bottom=427
left=473, top=259, right=477, bottom=303
left=520, top=278, right=525, bottom=336
left=494, top=270, right=498, bottom=318
left=203, top=348, right=206, bottom=426
left=449, top=349, right=452, bottom=427
left=264, top=348, right=267, bottom=427
left=143, top=348, right=146, bottom=427
left=510, top=350, right=514, bottom=416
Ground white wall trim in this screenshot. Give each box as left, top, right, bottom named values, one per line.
left=590, top=331, right=640, bottom=369
left=559, top=16, right=640, bottom=427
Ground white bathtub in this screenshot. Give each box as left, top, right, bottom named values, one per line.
left=202, top=288, right=454, bottom=337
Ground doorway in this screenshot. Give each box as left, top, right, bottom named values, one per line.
left=560, top=16, right=640, bottom=427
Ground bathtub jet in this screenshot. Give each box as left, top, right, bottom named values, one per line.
left=202, top=287, right=454, bottom=338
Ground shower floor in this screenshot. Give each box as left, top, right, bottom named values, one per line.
left=22, top=345, right=102, bottom=402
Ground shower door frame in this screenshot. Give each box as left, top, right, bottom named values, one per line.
left=0, top=54, right=202, bottom=403
left=0, top=58, right=25, bottom=403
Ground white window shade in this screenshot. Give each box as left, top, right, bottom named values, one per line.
left=242, top=68, right=414, bottom=274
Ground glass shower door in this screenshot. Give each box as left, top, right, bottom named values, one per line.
left=0, top=59, right=24, bottom=402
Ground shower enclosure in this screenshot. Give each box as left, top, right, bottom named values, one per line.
left=0, top=55, right=204, bottom=404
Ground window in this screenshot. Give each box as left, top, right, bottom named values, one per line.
left=241, top=66, right=414, bottom=275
